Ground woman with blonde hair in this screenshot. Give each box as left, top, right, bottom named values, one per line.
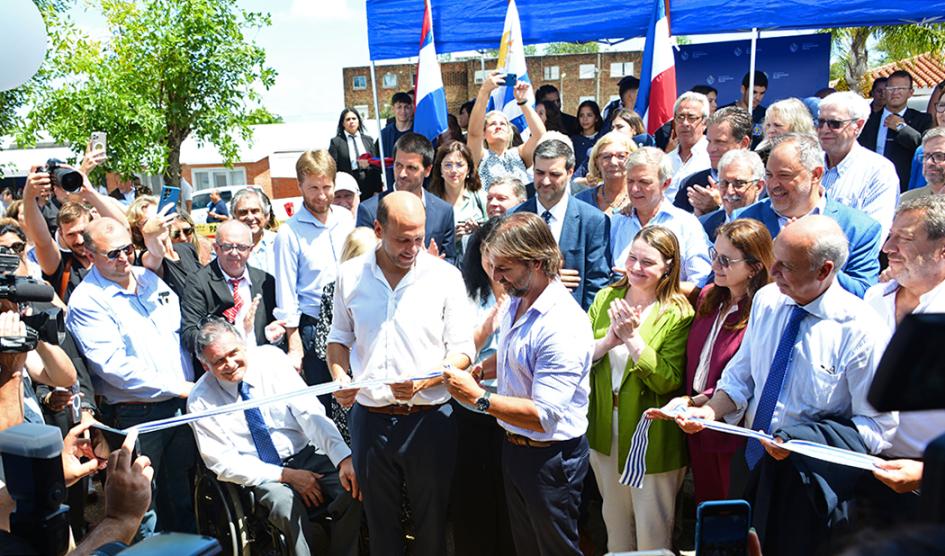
left=586, top=225, right=693, bottom=553
left=576, top=131, right=638, bottom=215
left=467, top=71, right=547, bottom=189
left=755, top=98, right=815, bottom=160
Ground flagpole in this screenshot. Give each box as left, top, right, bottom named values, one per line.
left=369, top=59, right=388, bottom=191
left=748, top=27, right=758, bottom=107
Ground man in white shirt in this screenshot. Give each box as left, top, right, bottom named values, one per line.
left=326, top=191, right=475, bottom=556
left=669, top=215, right=897, bottom=553
left=665, top=91, right=712, bottom=202
left=818, top=91, right=900, bottom=239
left=188, top=318, right=360, bottom=556
left=274, top=150, right=354, bottom=387
left=865, top=195, right=945, bottom=502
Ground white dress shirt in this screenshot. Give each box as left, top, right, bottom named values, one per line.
left=822, top=143, right=900, bottom=240
left=327, top=248, right=476, bottom=407
left=610, top=201, right=713, bottom=287
left=666, top=137, right=711, bottom=202
left=187, top=345, right=351, bottom=487
left=716, top=281, right=898, bottom=454
left=537, top=193, right=569, bottom=244
left=220, top=267, right=256, bottom=347
left=273, top=205, right=354, bottom=328
left=865, top=279, right=945, bottom=458
left=247, top=229, right=277, bottom=276
left=346, top=133, right=363, bottom=170
left=876, top=107, right=906, bottom=157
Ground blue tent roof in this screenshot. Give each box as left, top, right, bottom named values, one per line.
left=366, top=0, right=945, bottom=61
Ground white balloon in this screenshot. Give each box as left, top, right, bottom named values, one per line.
left=0, top=0, right=48, bottom=92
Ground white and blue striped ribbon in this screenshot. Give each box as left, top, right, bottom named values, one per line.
left=129, top=370, right=445, bottom=435
left=619, top=415, right=653, bottom=488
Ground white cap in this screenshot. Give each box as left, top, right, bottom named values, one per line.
left=334, top=172, right=360, bottom=195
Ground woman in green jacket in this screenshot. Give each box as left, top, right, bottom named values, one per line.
left=587, top=225, right=694, bottom=553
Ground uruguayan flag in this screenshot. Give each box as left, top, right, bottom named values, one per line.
left=487, top=0, right=533, bottom=133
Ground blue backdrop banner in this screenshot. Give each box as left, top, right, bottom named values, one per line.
left=675, top=33, right=832, bottom=106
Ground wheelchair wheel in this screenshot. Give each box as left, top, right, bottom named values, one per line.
left=194, top=471, right=251, bottom=556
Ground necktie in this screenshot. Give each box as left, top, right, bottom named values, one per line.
left=541, top=210, right=552, bottom=225
left=223, top=278, right=243, bottom=324
left=238, top=381, right=282, bottom=465
left=349, top=134, right=360, bottom=170
left=744, top=304, right=808, bottom=469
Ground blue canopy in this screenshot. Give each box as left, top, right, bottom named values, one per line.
left=366, top=0, right=945, bottom=61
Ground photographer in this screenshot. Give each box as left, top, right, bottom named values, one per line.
left=23, top=161, right=128, bottom=303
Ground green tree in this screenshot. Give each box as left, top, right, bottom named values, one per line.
left=19, top=0, right=277, bottom=185
left=830, top=24, right=945, bottom=92
left=543, top=42, right=600, bottom=55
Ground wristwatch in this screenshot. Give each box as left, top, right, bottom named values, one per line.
left=475, top=390, right=492, bottom=412
left=895, top=122, right=906, bottom=132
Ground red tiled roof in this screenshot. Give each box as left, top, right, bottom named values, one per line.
left=867, top=52, right=945, bottom=89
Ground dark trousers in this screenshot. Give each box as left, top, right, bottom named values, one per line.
left=349, top=402, right=457, bottom=555
left=103, top=398, right=197, bottom=536
left=502, top=435, right=589, bottom=556
left=252, top=446, right=361, bottom=556
left=299, top=314, right=332, bottom=406
left=449, top=401, right=516, bottom=556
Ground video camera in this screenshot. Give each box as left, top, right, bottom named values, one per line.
left=40, top=158, right=83, bottom=193
left=0, top=252, right=64, bottom=352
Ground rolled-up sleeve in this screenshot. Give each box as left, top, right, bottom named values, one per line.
left=273, top=225, right=301, bottom=328
left=326, top=268, right=355, bottom=348
left=531, top=326, right=592, bottom=434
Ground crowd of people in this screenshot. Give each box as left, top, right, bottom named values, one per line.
left=0, top=66, right=943, bottom=556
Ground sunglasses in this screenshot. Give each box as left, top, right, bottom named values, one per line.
left=815, top=118, right=855, bottom=130
left=216, top=242, right=253, bottom=254
left=104, top=244, right=135, bottom=261
left=710, top=247, right=752, bottom=269
left=0, top=242, right=25, bottom=255
left=171, top=227, right=194, bottom=239
left=924, top=152, right=945, bottom=164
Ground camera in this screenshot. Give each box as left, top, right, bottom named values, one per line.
left=0, top=252, right=63, bottom=352
left=40, top=158, right=83, bottom=193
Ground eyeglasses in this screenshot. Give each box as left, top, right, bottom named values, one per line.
left=924, top=151, right=945, bottom=164
left=216, top=242, right=253, bottom=254
left=0, top=242, right=25, bottom=255
left=674, top=113, right=704, bottom=124
left=710, top=247, right=752, bottom=269
left=815, top=118, right=855, bottom=130
left=718, top=178, right=758, bottom=191
left=600, top=152, right=629, bottom=162
left=104, top=244, right=135, bottom=261
left=171, top=227, right=194, bottom=239
left=936, top=102, right=945, bottom=113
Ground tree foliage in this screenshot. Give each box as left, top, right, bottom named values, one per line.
left=543, top=42, right=600, bottom=55
left=830, top=24, right=945, bottom=93
left=19, top=0, right=277, bottom=185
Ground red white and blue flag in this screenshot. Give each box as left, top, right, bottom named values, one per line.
left=413, top=0, right=449, bottom=142
left=634, top=0, right=676, bottom=135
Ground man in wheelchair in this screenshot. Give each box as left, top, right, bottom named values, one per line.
left=187, top=317, right=361, bottom=556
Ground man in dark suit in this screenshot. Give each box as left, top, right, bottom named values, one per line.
left=180, top=219, right=279, bottom=375
left=357, top=132, right=456, bottom=263
left=858, top=70, right=933, bottom=191
left=536, top=84, right=579, bottom=135
left=329, top=108, right=383, bottom=200
left=699, top=149, right=766, bottom=241
left=735, top=133, right=881, bottom=297
left=513, top=138, right=611, bottom=310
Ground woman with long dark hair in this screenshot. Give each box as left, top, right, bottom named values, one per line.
left=571, top=100, right=603, bottom=170
left=328, top=107, right=382, bottom=199
left=430, top=141, right=487, bottom=259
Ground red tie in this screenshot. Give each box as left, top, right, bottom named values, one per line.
left=223, top=278, right=243, bottom=324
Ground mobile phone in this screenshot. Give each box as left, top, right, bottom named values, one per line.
left=503, top=73, right=518, bottom=89
left=695, top=499, right=751, bottom=556
left=89, top=422, right=139, bottom=462
left=90, top=131, right=106, bottom=154
left=158, top=184, right=181, bottom=214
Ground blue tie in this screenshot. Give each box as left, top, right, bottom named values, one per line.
left=238, top=381, right=282, bottom=466
left=745, top=304, right=808, bottom=469
left=541, top=210, right=552, bottom=225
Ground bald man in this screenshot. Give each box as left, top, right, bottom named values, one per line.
left=326, top=191, right=475, bottom=555
left=180, top=219, right=278, bottom=370
left=66, top=217, right=197, bottom=536
left=665, top=215, right=896, bottom=554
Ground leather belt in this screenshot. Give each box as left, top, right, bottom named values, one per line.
left=366, top=402, right=443, bottom=416
left=505, top=432, right=555, bottom=448
left=613, top=392, right=619, bottom=408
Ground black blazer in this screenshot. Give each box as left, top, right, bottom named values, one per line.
left=356, top=190, right=456, bottom=263
left=180, top=260, right=277, bottom=358
left=673, top=168, right=713, bottom=213
left=328, top=133, right=383, bottom=199
left=858, top=107, right=932, bottom=191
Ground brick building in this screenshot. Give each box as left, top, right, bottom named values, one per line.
left=343, top=51, right=644, bottom=120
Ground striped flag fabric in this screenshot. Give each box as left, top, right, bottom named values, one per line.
left=413, top=0, right=449, bottom=141
left=487, top=0, right=533, bottom=133
left=634, top=0, right=677, bottom=135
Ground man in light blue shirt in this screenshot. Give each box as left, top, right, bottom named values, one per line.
left=445, top=212, right=593, bottom=556
left=66, top=217, right=196, bottom=536
left=274, top=150, right=354, bottom=386
left=611, top=147, right=713, bottom=287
